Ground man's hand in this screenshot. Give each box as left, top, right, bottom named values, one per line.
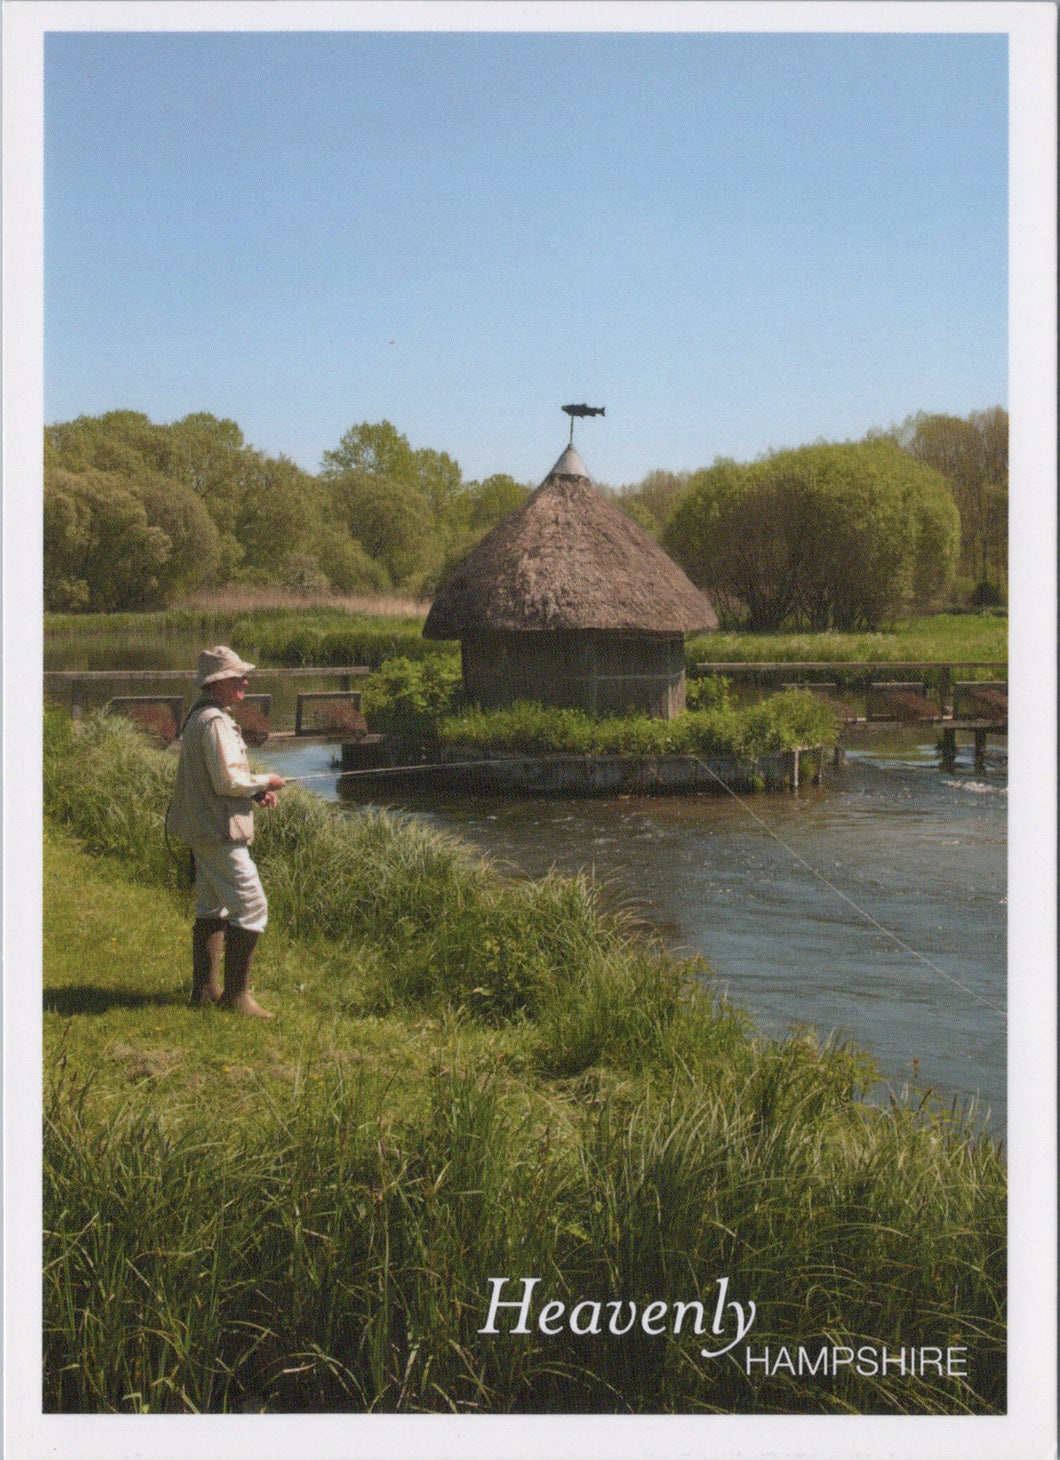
left=255, top=775, right=286, bottom=809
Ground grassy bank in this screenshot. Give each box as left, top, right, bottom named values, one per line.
left=41, top=710, right=1006, bottom=1414
left=47, top=605, right=1006, bottom=675
left=688, top=612, right=1007, bottom=671
left=45, top=604, right=434, bottom=670
left=356, top=658, right=836, bottom=758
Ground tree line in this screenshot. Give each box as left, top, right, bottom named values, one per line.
left=44, top=405, right=1006, bottom=628
left=44, top=412, right=529, bottom=612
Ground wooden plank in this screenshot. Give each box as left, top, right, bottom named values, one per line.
left=866, top=682, right=941, bottom=722
left=953, top=681, right=1008, bottom=719
left=106, top=695, right=184, bottom=743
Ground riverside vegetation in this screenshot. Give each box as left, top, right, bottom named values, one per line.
left=43, top=709, right=1005, bottom=1414
left=45, top=409, right=1007, bottom=617
left=45, top=603, right=1007, bottom=673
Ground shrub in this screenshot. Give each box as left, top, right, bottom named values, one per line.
left=360, top=655, right=463, bottom=736
left=437, top=691, right=833, bottom=759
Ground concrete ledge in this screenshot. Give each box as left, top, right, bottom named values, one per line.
left=340, top=741, right=823, bottom=796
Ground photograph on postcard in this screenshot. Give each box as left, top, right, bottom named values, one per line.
left=4, top=2, right=1055, bottom=1453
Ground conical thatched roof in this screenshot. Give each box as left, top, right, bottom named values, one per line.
left=424, top=446, right=717, bottom=638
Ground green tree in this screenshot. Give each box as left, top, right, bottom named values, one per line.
left=618, top=469, right=690, bottom=538
left=466, top=473, right=531, bottom=530
left=44, top=468, right=172, bottom=611
left=321, top=419, right=415, bottom=480
left=886, top=407, right=1007, bottom=589
left=134, top=473, right=221, bottom=599
left=45, top=409, right=256, bottom=585
left=314, top=523, right=390, bottom=594
left=321, top=420, right=465, bottom=523
left=325, top=469, right=437, bottom=590
left=234, top=452, right=321, bottom=577
left=664, top=441, right=959, bottom=631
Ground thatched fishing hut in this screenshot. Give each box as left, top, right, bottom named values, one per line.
left=423, top=445, right=717, bottom=719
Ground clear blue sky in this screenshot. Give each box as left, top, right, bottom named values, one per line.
left=44, top=29, right=1007, bottom=488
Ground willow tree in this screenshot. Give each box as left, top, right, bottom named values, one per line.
left=662, top=440, right=960, bottom=632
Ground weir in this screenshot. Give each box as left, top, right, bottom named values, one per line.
left=694, top=660, right=1007, bottom=774
left=44, top=666, right=369, bottom=743
left=46, top=659, right=1007, bottom=781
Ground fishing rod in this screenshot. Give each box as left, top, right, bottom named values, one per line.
left=276, top=758, right=507, bottom=781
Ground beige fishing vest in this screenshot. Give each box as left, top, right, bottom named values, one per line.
left=167, top=702, right=257, bottom=847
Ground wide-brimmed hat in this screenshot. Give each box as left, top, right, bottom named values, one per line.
left=196, top=645, right=255, bottom=687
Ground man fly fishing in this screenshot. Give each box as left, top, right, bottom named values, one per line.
left=167, top=646, right=286, bottom=1017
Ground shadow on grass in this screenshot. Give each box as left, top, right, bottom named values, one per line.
left=44, top=986, right=184, bottom=1016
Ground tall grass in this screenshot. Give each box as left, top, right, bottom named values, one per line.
left=44, top=1053, right=1005, bottom=1413
left=42, top=710, right=1006, bottom=1414
left=45, top=605, right=436, bottom=669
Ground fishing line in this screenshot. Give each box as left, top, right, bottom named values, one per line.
left=278, top=759, right=504, bottom=782
left=686, top=753, right=1007, bottom=1019
left=275, top=754, right=1007, bottom=1018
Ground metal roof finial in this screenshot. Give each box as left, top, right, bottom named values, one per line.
left=561, top=402, right=605, bottom=445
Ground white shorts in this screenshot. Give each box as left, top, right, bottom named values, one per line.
left=192, top=843, right=268, bottom=933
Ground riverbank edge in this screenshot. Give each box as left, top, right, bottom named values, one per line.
left=40, top=709, right=1006, bottom=1415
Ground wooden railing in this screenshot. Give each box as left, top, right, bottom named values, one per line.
left=44, top=666, right=370, bottom=720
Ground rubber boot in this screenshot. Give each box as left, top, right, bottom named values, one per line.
left=190, top=916, right=226, bottom=1005
left=220, top=924, right=274, bottom=1018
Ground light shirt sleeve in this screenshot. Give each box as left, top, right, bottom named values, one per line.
left=202, top=713, right=271, bottom=798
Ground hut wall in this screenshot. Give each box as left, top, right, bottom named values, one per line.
left=461, top=631, right=687, bottom=720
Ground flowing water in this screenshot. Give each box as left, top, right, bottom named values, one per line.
left=261, top=733, right=1007, bottom=1134
left=45, top=628, right=1005, bottom=1132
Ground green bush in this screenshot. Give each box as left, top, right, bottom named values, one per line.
left=359, top=654, right=463, bottom=736
left=437, top=691, right=834, bottom=759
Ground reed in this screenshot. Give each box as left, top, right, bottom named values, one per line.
left=44, top=1051, right=1005, bottom=1414
left=687, top=612, right=1007, bottom=672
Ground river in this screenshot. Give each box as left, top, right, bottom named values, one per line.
left=260, top=732, right=1007, bottom=1135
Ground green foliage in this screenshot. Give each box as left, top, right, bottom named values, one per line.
left=466, top=473, right=531, bottom=529
left=437, top=690, right=834, bottom=758
left=359, top=653, right=463, bottom=735
left=43, top=467, right=190, bottom=611
left=664, top=440, right=961, bottom=631
left=885, top=407, right=1007, bottom=589
left=43, top=710, right=177, bottom=882
left=685, top=612, right=1007, bottom=672
left=236, top=613, right=437, bottom=667
left=323, top=469, right=440, bottom=590
left=44, top=412, right=409, bottom=609
left=684, top=673, right=731, bottom=711
left=42, top=717, right=1006, bottom=1414
left=616, top=468, right=690, bottom=538
left=320, top=418, right=464, bottom=519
